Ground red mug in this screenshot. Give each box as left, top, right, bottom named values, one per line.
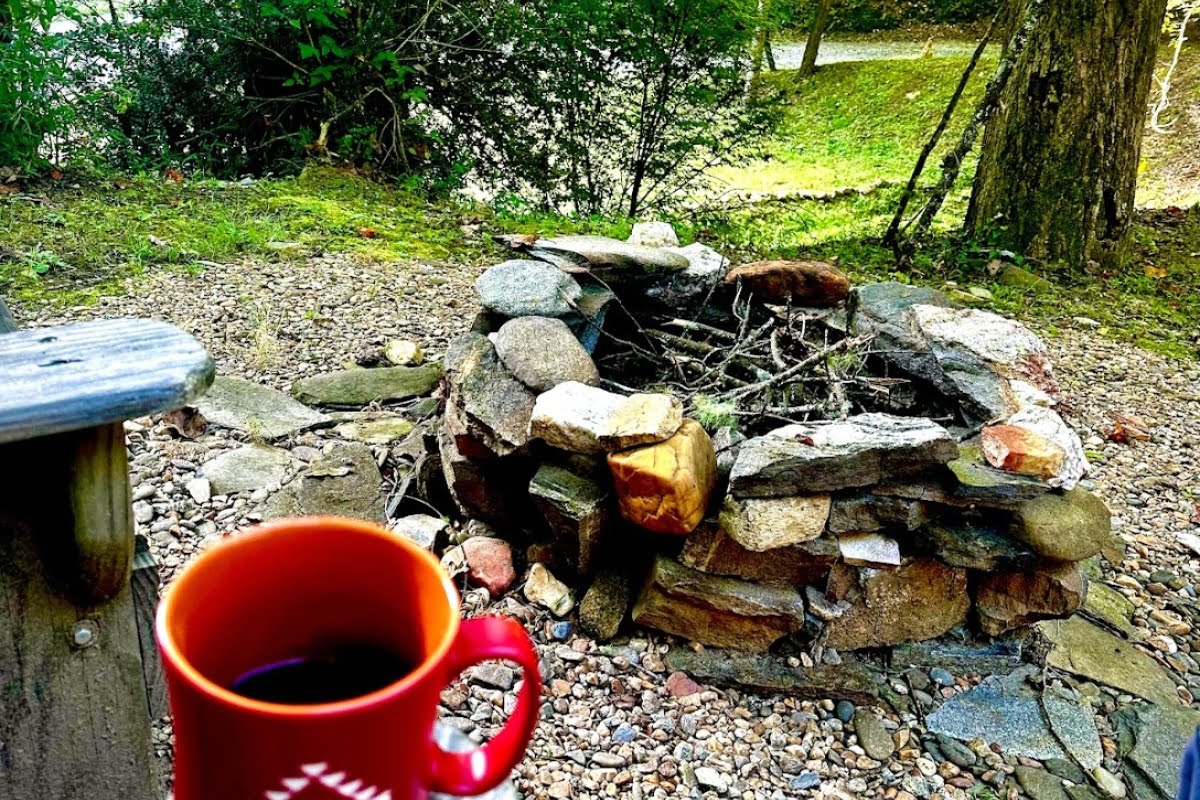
left=156, top=516, right=540, bottom=800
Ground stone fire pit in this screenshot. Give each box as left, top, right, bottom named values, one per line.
left=437, top=223, right=1110, bottom=657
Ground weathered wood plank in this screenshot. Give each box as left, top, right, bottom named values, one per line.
left=0, top=318, right=214, bottom=445
left=0, top=438, right=159, bottom=800
left=132, top=535, right=168, bottom=720
left=64, top=422, right=135, bottom=601
left=0, top=296, right=16, bottom=333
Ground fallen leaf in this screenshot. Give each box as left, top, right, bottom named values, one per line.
left=162, top=407, right=208, bottom=439
left=49, top=169, right=64, bottom=180
left=149, top=235, right=169, bottom=248
left=1144, top=265, right=1167, bottom=278
left=0, top=183, right=19, bottom=195
left=1191, top=504, right=1200, bottom=526
left=356, top=227, right=378, bottom=239
left=791, top=434, right=816, bottom=446
left=164, top=168, right=184, bottom=183
left=1105, top=412, right=1152, bottom=443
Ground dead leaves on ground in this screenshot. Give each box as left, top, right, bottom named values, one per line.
left=1104, top=412, right=1152, bottom=443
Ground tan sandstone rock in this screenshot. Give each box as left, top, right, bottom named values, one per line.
left=718, top=494, right=831, bottom=552
left=824, top=559, right=970, bottom=650
left=976, top=561, right=1087, bottom=636
left=608, top=419, right=717, bottom=535
left=632, top=556, right=806, bottom=652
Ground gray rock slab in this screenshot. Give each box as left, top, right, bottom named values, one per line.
left=926, top=670, right=1067, bottom=761
left=292, top=364, right=443, bottom=407
left=263, top=441, right=385, bottom=522
left=493, top=316, right=600, bottom=392
left=527, top=235, right=690, bottom=276
left=729, top=414, right=958, bottom=496
left=1039, top=617, right=1181, bottom=707
left=664, top=648, right=882, bottom=705
left=1121, top=703, right=1200, bottom=799
left=475, top=259, right=583, bottom=317
left=391, top=514, right=448, bottom=550
left=195, top=376, right=331, bottom=439
left=1044, top=689, right=1103, bottom=770
left=200, top=444, right=295, bottom=495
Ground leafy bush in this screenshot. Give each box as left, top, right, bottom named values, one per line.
left=62, top=0, right=773, bottom=214
left=1, top=0, right=76, bottom=168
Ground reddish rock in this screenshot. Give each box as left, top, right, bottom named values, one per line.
left=975, top=561, right=1087, bottom=636
left=723, top=260, right=850, bottom=306
left=462, top=536, right=516, bottom=595
left=665, top=671, right=703, bottom=698
left=981, top=424, right=1066, bottom=479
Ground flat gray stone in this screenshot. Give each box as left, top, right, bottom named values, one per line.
left=476, top=259, right=582, bottom=317
left=560, top=283, right=615, bottom=355
left=729, top=414, right=958, bottom=496
left=947, top=445, right=1053, bottom=508
left=391, top=514, right=447, bottom=550
left=196, top=376, right=331, bottom=439
left=200, top=444, right=295, bottom=495
left=527, top=235, right=690, bottom=278
left=493, top=316, right=599, bottom=392
left=664, top=648, right=882, bottom=705
left=263, top=441, right=385, bottom=522
left=927, top=670, right=1067, bottom=761
left=1038, top=617, right=1182, bottom=707
left=1044, top=688, right=1102, bottom=770
left=1119, top=702, right=1200, bottom=799
left=292, top=364, right=443, bottom=407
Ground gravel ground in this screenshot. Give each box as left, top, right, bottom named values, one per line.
left=10, top=256, right=1200, bottom=800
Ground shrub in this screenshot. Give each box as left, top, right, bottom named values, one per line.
left=1, top=0, right=76, bottom=168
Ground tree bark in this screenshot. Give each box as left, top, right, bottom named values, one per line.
left=799, top=0, right=833, bottom=78
left=965, top=0, right=1168, bottom=269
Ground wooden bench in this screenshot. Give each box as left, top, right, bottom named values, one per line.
left=0, top=302, right=213, bottom=800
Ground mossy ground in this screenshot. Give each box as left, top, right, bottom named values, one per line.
left=2, top=46, right=1197, bottom=358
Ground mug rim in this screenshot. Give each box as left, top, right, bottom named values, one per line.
left=155, top=515, right=461, bottom=718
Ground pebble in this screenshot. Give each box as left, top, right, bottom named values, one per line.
left=1092, top=767, right=1126, bottom=799
left=929, top=667, right=955, bottom=687
left=835, top=700, right=856, bottom=723
left=790, top=772, right=821, bottom=791
left=550, top=621, right=573, bottom=641
left=694, top=767, right=728, bottom=793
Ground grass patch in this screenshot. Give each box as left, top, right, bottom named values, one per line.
left=711, top=55, right=992, bottom=194
left=0, top=167, right=633, bottom=306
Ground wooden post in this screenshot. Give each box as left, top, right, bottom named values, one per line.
left=0, top=430, right=160, bottom=800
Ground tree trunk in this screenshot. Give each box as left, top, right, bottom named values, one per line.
left=965, top=0, right=1167, bottom=269
left=752, top=0, right=775, bottom=77
left=799, top=0, right=833, bottom=77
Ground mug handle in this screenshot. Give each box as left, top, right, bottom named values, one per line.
left=427, top=616, right=541, bottom=796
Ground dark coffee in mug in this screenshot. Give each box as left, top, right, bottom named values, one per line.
left=230, top=643, right=415, bottom=705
